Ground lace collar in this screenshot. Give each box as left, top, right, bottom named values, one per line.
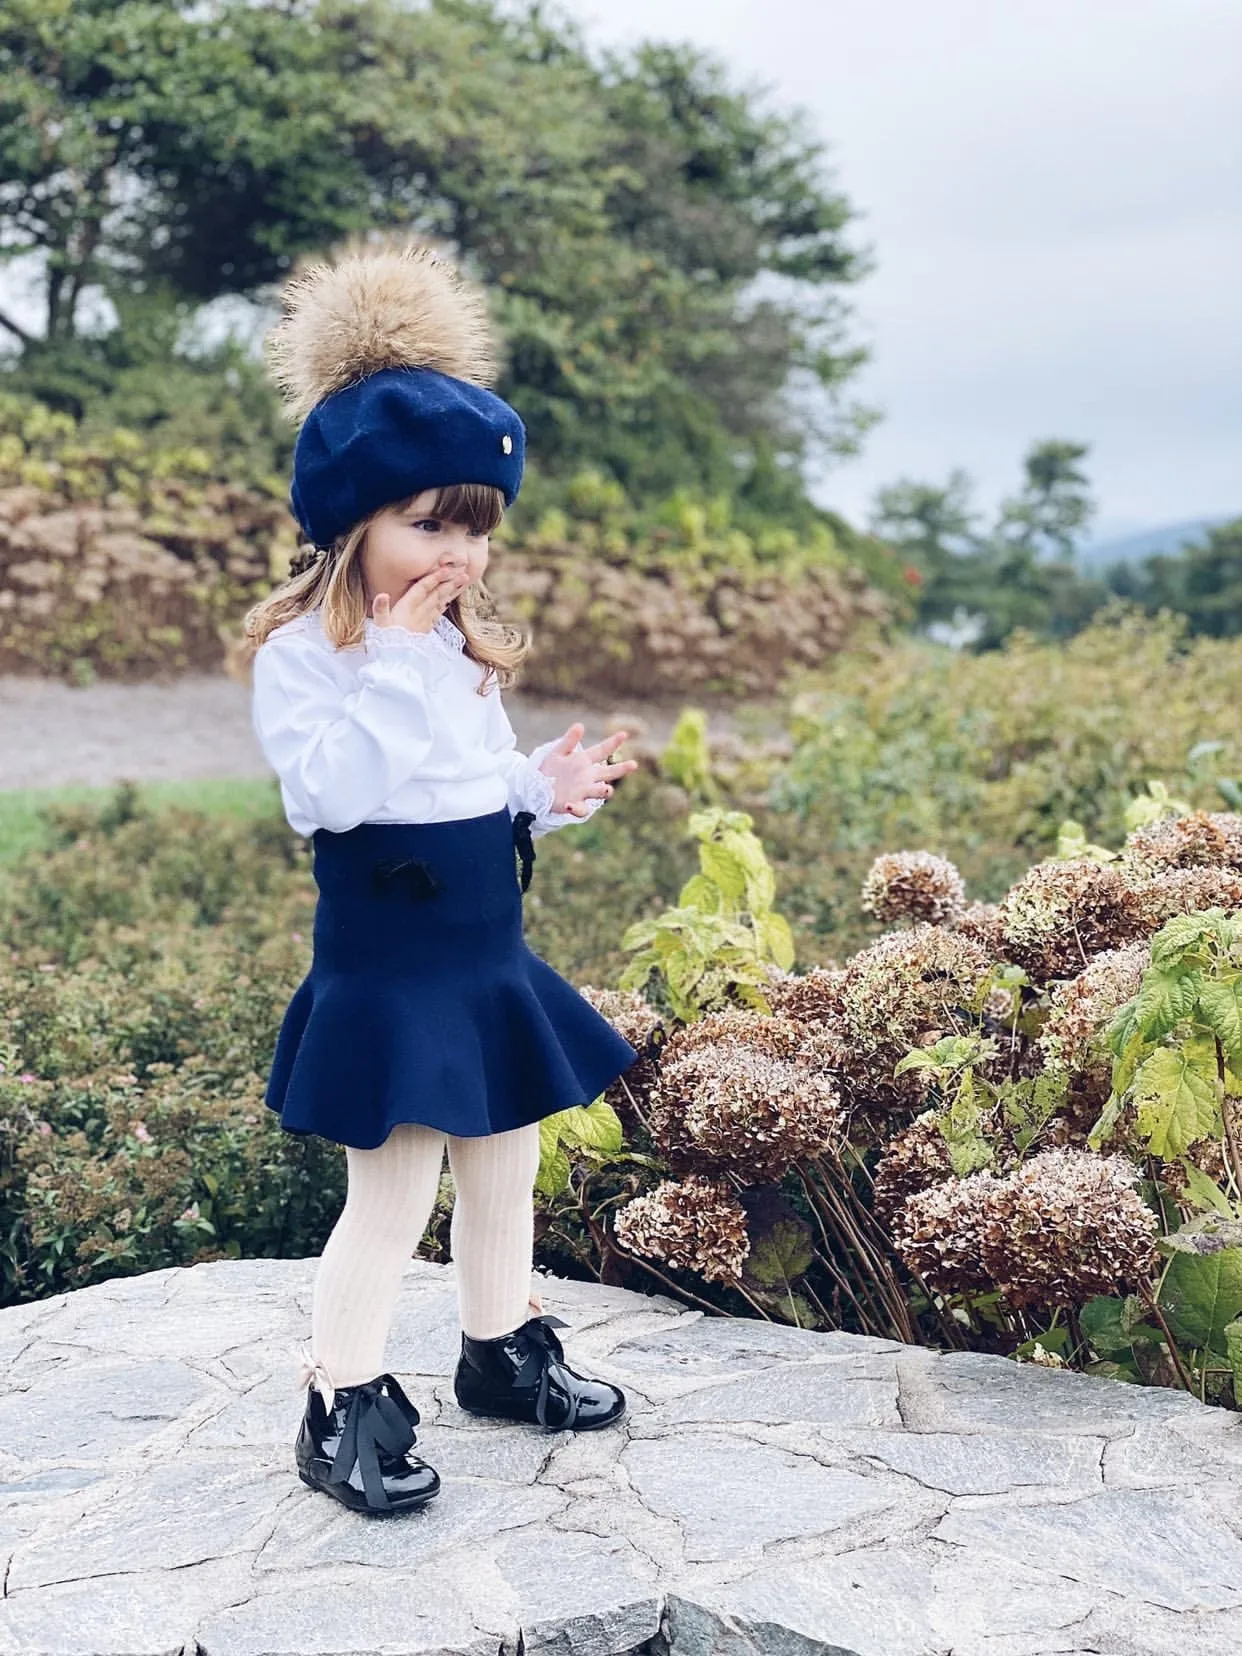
left=304, top=607, right=466, bottom=654
left=432, top=612, right=466, bottom=652
left=360, top=612, right=465, bottom=653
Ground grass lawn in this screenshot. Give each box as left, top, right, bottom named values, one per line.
left=0, top=777, right=287, bottom=869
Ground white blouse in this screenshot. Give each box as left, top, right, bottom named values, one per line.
left=250, top=606, right=606, bottom=840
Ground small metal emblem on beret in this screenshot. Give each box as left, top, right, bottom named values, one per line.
left=501, top=433, right=513, bottom=455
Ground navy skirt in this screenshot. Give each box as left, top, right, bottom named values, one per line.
left=264, top=804, right=640, bottom=1150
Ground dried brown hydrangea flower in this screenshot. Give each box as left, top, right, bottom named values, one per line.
left=999, top=859, right=1141, bottom=983
left=612, top=1172, right=750, bottom=1284
left=952, top=901, right=1009, bottom=960
left=762, top=962, right=848, bottom=1029
left=871, top=1112, right=958, bottom=1224
left=647, top=1008, right=843, bottom=1182
left=576, top=984, right=661, bottom=1053
left=1121, top=865, right=1242, bottom=934
left=1123, top=810, right=1242, bottom=873
left=896, top=1147, right=1159, bottom=1310
left=981, top=1148, right=1159, bottom=1308
left=860, top=851, right=967, bottom=927
left=892, top=1167, right=997, bottom=1296
left=1039, top=941, right=1151, bottom=1075
left=657, top=1005, right=831, bottom=1066
left=1000, top=838, right=1242, bottom=983
left=834, top=925, right=992, bottom=1112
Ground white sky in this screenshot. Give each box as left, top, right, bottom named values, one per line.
left=554, top=0, right=1241, bottom=539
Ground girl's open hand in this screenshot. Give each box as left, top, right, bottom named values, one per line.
left=537, top=723, right=638, bottom=817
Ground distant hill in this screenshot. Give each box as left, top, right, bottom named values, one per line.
left=1078, top=515, right=1236, bottom=573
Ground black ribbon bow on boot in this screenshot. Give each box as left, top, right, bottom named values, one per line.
left=513, top=810, right=537, bottom=893
left=521, top=1313, right=578, bottom=1429
left=327, top=1373, right=422, bottom=1512
left=372, top=856, right=443, bottom=901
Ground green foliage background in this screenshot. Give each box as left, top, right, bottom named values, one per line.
left=0, top=0, right=875, bottom=524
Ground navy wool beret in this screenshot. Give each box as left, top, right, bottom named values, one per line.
left=290, top=365, right=527, bottom=549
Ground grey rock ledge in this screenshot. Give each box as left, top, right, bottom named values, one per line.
left=1, top=1257, right=1240, bottom=1656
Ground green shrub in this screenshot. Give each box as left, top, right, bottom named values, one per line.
left=771, top=609, right=1242, bottom=857
left=0, top=773, right=682, bottom=1304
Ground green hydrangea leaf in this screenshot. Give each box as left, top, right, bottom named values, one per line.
left=1133, top=967, right=1200, bottom=1042
left=743, top=1216, right=815, bottom=1292
left=1225, top=1320, right=1242, bottom=1398
left=1149, top=912, right=1226, bottom=971
left=1196, top=977, right=1242, bottom=1069
left=678, top=872, right=723, bottom=913
left=1159, top=1246, right=1242, bottom=1355
left=555, top=1100, right=624, bottom=1155
left=1133, top=1045, right=1220, bottom=1156
left=699, top=838, right=747, bottom=903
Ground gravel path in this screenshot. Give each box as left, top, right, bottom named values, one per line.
left=0, top=673, right=779, bottom=792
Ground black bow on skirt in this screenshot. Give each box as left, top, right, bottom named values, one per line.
left=370, top=813, right=536, bottom=901
left=513, top=809, right=537, bottom=893
left=371, top=856, right=443, bottom=901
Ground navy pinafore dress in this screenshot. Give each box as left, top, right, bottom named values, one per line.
left=264, top=803, right=640, bottom=1149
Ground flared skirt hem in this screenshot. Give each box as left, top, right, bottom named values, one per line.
left=263, top=941, right=639, bottom=1151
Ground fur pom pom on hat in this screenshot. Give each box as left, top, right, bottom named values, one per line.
left=266, top=239, right=500, bottom=425
left=265, top=235, right=525, bottom=549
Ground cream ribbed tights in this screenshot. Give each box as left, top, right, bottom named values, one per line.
left=302, top=1119, right=543, bottom=1395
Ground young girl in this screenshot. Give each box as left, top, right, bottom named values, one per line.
left=244, top=239, right=642, bottom=1518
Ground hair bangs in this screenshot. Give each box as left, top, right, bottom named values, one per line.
left=396, top=481, right=506, bottom=535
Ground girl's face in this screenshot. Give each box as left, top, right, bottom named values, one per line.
left=359, top=490, right=490, bottom=607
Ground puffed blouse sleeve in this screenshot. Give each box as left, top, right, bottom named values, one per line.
left=251, top=626, right=452, bottom=835
left=480, top=680, right=606, bottom=840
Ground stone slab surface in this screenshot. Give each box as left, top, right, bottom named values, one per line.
left=0, top=1257, right=1240, bottom=1655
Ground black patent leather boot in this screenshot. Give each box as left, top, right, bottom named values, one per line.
left=295, top=1371, right=441, bottom=1516
left=453, top=1313, right=628, bottom=1432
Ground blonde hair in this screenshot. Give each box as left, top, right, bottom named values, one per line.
left=238, top=481, right=530, bottom=695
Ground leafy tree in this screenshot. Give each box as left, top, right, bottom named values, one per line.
left=0, top=0, right=874, bottom=507
left=1107, top=519, right=1242, bottom=638
left=869, top=469, right=982, bottom=624
left=870, top=440, right=1107, bottom=647
left=995, top=439, right=1095, bottom=560
left=0, top=0, right=371, bottom=341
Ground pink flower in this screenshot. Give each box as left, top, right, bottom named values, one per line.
left=37, top=1121, right=52, bottom=1137
left=133, top=1122, right=152, bottom=1143
left=292, top=931, right=303, bottom=942
left=19, top=1073, right=35, bottom=1084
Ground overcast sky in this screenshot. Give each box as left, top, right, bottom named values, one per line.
left=556, top=0, right=1240, bottom=540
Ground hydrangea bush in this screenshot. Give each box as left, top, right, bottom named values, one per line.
left=595, top=787, right=1242, bottom=1406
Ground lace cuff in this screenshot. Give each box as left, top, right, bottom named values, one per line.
left=515, top=754, right=558, bottom=820
left=515, top=739, right=606, bottom=835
